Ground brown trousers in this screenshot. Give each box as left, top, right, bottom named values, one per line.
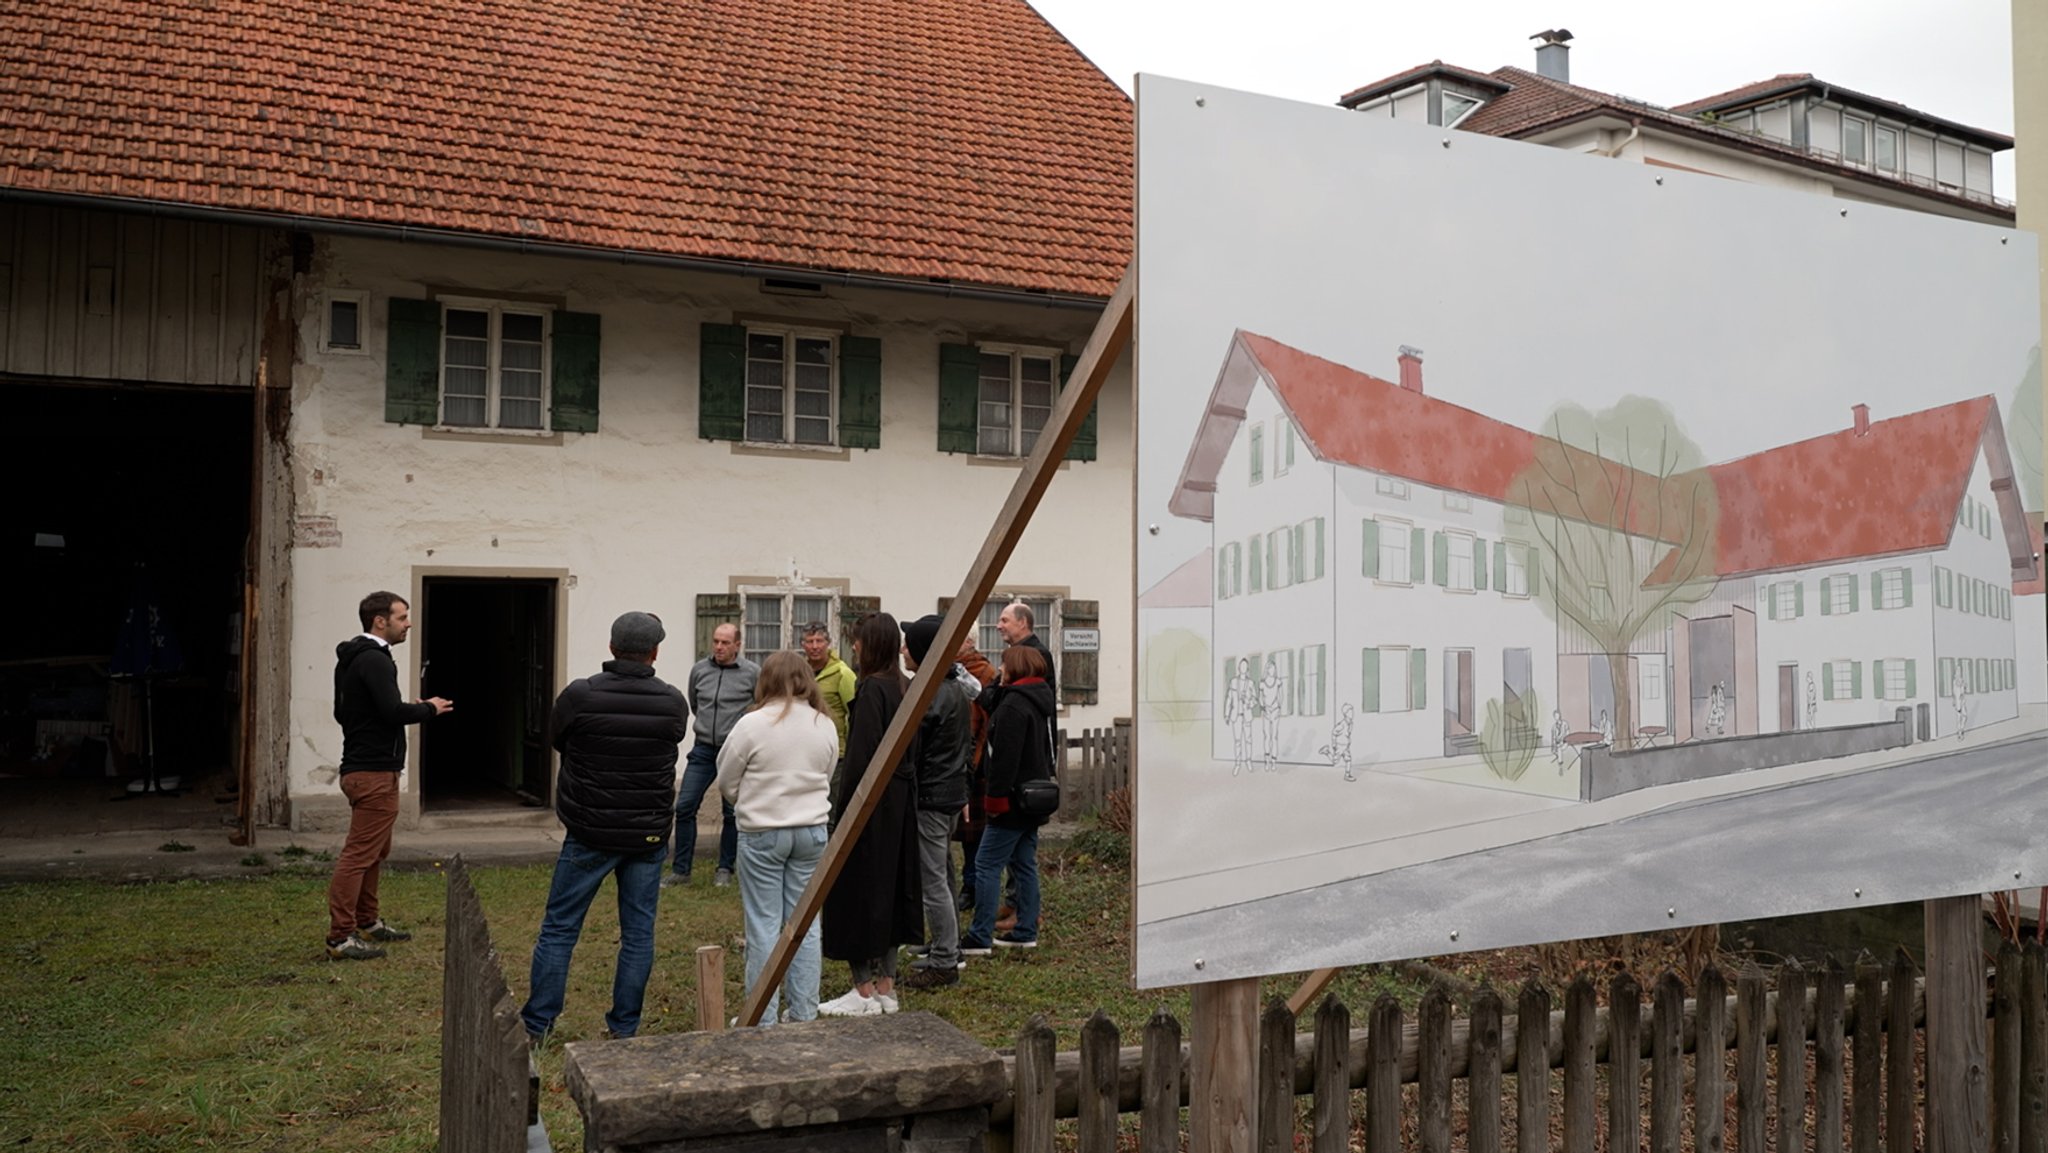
left=327, top=771, right=400, bottom=942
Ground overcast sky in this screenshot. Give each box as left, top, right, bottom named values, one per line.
left=1028, top=0, right=2019, bottom=194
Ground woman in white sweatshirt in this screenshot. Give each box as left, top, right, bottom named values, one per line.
left=715, top=650, right=839, bottom=1023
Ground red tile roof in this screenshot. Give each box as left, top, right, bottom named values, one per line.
left=1669, top=73, right=1817, bottom=115
left=1648, top=398, right=1998, bottom=582
left=0, top=0, right=1133, bottom=297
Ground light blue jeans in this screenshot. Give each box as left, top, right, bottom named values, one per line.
left=737, top=823, right=828, bottom=1023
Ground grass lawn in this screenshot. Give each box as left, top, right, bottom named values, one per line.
left=1, top=835, right=1422, bottom=1152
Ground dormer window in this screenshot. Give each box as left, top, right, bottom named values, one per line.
left=1441, top=91, right=1481, bottom=127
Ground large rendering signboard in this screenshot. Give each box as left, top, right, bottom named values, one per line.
left=1132, top=74, right=2046, bottom=989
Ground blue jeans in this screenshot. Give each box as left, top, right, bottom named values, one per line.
left=737, top=824, right=827, bottom=1023
left=672, top=742, right=737, bottom=876
left=965, top=824, right=1039, bottom=946
left=520, top=834, right=664, bottom=1039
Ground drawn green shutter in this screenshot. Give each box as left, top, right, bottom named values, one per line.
left=936, top=343, right=980, bottom=454
left=1474, top=539, right=1488, bottom=591
left=1766, top=585, right=1779, bottom=621
left=1850, top=661, right=1863, bottom=699
left=549, top=310, right=601, bottom=433
left=1061, top=354, right=1096, bottom=462
left=1492, top=542, right=1507, bottom=591
left=1248, top=533, right=1263, bottom=593
left=1432, top=532, right=1449, bottom=587
left=1410, top=527, right=1426, bottom=583
left=1819, top=578, right=1832, bottom=615
left=1899, top=570, right=1912, bottom=608
left=1871, top=661, right=1883, bottom=699
left=1849, top=575, right=1861, bottom=613
left=1313, top=645, right=1327, bottom=714
left=698, top=323, right=746, bottom=440
left=1527, top=550, right=1541, bottom=597
left=1362, top=520, right=1380, bottom=579
left=1905, top=660, right=1917, bottom=698
left=1938, top=658, right=1951, bottom=697
left=1217, top=552, right=1232, bottom=600
left=838, top=335, right=882, bottom=449
left=1312, top=518, right=1326, bottom=580
left=1822, top=663, right=1835, bottom=700
left=1870, top=571, right=1883, bottom=609
left=1935, top=567, right=1949, bottom=608
left=384, top=297, right=442, bottom=425
left=695, top=593, right=741, bottom=660
left=1361, top=649, right=1380, bottom=713
left=1793, top=581, right=1805, bottom=618
left=1410, top=649, right=1426, bottom=710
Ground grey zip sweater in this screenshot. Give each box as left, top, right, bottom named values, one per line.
left=687, top=655, right=760, bottom=747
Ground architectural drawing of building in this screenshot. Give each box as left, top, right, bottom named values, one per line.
left=1167, top=332, right=2037, bottom=777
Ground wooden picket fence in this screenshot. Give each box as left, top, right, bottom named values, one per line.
left=994, top=947, right=2048, bottom=1152
left=1054, top=718, right=1130, bottom=819
left=440, top=855, right=546, bottom=1153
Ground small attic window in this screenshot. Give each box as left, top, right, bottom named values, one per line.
left=760, top=277, right=827, bottom=298
left=1440, top=91, right=1482, bottom=127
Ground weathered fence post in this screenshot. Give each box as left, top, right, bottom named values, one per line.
left=1778, top=959, right=1809, bottom=1153
left=2022, top=942, right=2048, bottom=1153
left=1697, top=964, right=1728, bottom=1153
left=1999, top=941, right=2024, bottom=1153
left=1311, top=995, right=1351, bottom=1153
left=1468, top=987, right=1503, bottom=1153
left=1891, top=950, right=1920, bottom=1152
left=439, top=855, right=535, bottom=1153
left=1610, top=971, right=1643, bottom=1153
left=1926, top=894, right=1990, bottom=1153
left=1367, top=994, right=1402, bottom=1153
left=1853, top=964, right=1884, bottom=1153
left=1736, top=964, right=1768, bottom=1153
left=1816, top=956, right=1847, bottom=1152
left=1650, top=971, right=1685, bottom=1153
left=1516, top=979, right=1552, bottom=1152
left=1418, top=986, right=1453, bottom=1153
left=695, top=945, right=726, bottom=1033
left=1190, top=978, right=1259, bottom=1153
left=1015, top=1015, right=1058, bottom=1153
left=1562, top=973, right=1597, bottom=1153
left=1141, top=1008, right=1184, bottom=1153
left=1257, top=997, right=1295, bottom=1153
left=1079, top=1009, right=1120, bottom=1153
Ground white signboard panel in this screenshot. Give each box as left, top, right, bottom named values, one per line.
left=1132, top=74, right=2046, bottom=988
left=1063, top=628, right=1102, bottom=653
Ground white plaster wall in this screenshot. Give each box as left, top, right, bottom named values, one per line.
left=1929, top=446, right=2024, bottom=730
left=1809, top=106, right=1843, bottom=154
left=1751, top=559, right=1936, bottom=733
left=286, top=235, right=1133, bottom=813
left=2017, top=593, right=2046, bottom=704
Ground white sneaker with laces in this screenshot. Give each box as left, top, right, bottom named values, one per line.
left=876, top=992, right=900, bottom=1014
left=816, top=988, right=881, bottom=1017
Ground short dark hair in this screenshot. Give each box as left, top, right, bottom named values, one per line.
left=359, top=591, right=407, bottom=632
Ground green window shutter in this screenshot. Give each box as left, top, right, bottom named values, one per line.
left=384, top=297, right=442, bottom=425
left=1432, top=532, right=1449, bottom=587
left=1906, top=660, right=1917, bottom=698
left=1870, top=571, right=1882, bottom=609
left=1290, top=525, right=1305, bottom=585
left=1934, top=567, right=1949, bottom=608
left=937, top=343, right=980, bottom=454
left=1217, top=552, right=1231, bottom=600
left=1850, top=661, right=1863, bottom=699
left=1819, top=578, right=1832, bottom=615
left=1528, top=549, right=1541, bottom=597
left=1474, top=539, right=1488, bottom=591
left=1492, top=541, right=1507, bottom=591
left=1938, top=658, right=1952, bottom=697
left=1060, top=354, right=1096, bottom=462
left=1871, top=660, right=1883, bottom=699
left=838, top=335, right=882, bottom=450
left=1410, top=527, right=1426, bottom=583
left=1849, top=575, right=1861, bottom=613
left=1248, top=533, right=1264, bottom=593
left=1249, top=425, right=1264, bottom=484
left=1362, top=520, right=1380, bottom=579
left=1822, top=664, right=1835, bottom=701
left=1793, top=581, right=1805, bottom=618
left=1266, top=532, right=1280, bottom=588
left=698, top=323, right=746, bottom=441
left=1361, top=649, right=1380, bottom=713
left=549, top=310, right=602, bottom=433
left=1899, top=570, right=1913, bottom=608
left=1410, top=649, right=1427, bottom=711
left=1766, top=585, right=1779, bottom=622
left=1312, top=517, right=1326, bottom=580
left=695, top=594, right=741, bottom=660
left=1060, top=600, right=1099, bottom=707
left=1314, top=645, right=1327, bottom=715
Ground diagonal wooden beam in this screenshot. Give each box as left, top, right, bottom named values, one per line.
left=738, top=263, right=1136, bottom=1026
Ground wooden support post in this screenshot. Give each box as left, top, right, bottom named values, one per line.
left=1286, top=969, right=1341, bottom=1018
left=1926, top=894, right=1990, bottom=1153
left=1191, top=977, right=1260, bottom=1153
left=695, top=945, right=725, bottom=1032
left=735, top=266, right=1133, bottom=1026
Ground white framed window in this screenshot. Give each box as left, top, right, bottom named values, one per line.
left=740, top=587, right=838, bottom=666
left=1875, top=125, right=1900, bottom=171
left=1266, top=650, right=1295, bottom=717
left=1443, top=492, right=1472, bottom=513
left=1829, top=575, right=1853, bottom=615
left=1249, top=422, right=1265, bottom=485
left=1642, top=662, right=1663, bottom=703
left=1440, top=90, right=1481, bottom=128
left=978, top=595, right=1059, bottom=657
left=1292, top=517, right=1326, bottom=583
left=440, top=299, right=550, bottom=430
left=1504, top=506, right=1531, bottom=525
left=1503, top=543, right=1530, bottom=597
left=745, top=327, right=836, bottom=446
left=1772, top=582, right=1797, bottom=619
left=1876, top=567, right=1907, bottom=610
left=1274, top=417, right=1295, bottom=476
left=324, top=290, right=368, bottom=354
left=1446, top=530, right=1475, bottom=592
left=1879, top=659, right=1910, bottom=701
left=977, top=345, right=1058, bottom=457
left=1378, top=517, right=1412, bottom=586
left=1375, top=645, right=1415, bottom=713
left=1830, top=660, right=1855, bottom=699
left=1842, top=116, right=1868, bottom=165
left=1297, top=644, right=1327, bottom=717
left=1375, top=476, right=1409, bottom=499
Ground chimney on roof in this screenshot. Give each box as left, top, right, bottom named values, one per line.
left=1397, top=345, right=1425, bottom=393
left=1852, top=403, right=1870, bottom=437
left=1531, top=28, right=1573, bottom=83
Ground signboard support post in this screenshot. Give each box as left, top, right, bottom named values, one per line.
left=1925, top=894, right=1990, bottom=1151
left=1190, top=976, right=1260, bottom=1153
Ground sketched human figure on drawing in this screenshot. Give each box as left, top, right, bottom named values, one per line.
left=1318, top=704, right=1356, bottom=781
left=1706, top=681, right=1728, bottom=738
left=1951, top=665, right=1969, bottom=741
left=1595, top=709, right=1613, bottom=747
left=1257, top=660, right=1283, bottom=770
left=1549, top=709, right=1568, bottom=767
left=1223, top=659, right=1255, bottom=775
left=1805, top=673, right=1818, bottom=731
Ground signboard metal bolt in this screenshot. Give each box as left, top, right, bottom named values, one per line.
left=1449, top=930, right=1459, bottom=941
left=1195, top=97, right=1206, bottom=108
left=1855, top=888, right=1863, bottom=898
left=1194, top=958, right=1205, bottom=970
left=1148, top=523, right=1160, bottom=535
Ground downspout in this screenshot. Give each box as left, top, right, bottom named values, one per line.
left=1598, top=118, right=1642, bottom=158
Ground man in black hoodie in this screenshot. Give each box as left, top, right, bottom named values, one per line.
left=326, top=591, right=450, bottom=960
left=896, top=615, right=971, bottom=990
left=520, top=611, right=689, bottom=1042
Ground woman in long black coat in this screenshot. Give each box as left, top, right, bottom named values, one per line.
left=817, top=612, right=924, bottom=1016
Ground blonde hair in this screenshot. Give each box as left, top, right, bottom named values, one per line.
left=751, top=650, right=825, bottom=720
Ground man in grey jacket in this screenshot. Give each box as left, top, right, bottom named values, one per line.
left=667, top=623, right=759, bottom=886
left=896, top=615, right=972, bottom=989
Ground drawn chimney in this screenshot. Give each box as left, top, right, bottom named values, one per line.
left=1852, top=403, right=1870, bottom=437
left=1397, top=345, right=1425, bottom=393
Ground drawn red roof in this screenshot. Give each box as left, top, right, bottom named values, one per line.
left=1647, top=398, right=1998, bottom=582
left=0, top=0, right=1132, bottom=297
left=1140, top=548, right=1213, bottom=610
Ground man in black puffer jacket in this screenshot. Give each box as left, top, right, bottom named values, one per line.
left=520, top=611, right=690, bottom=1043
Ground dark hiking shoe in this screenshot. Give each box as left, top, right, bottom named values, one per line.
left=326, top=933, right=386, bottom=961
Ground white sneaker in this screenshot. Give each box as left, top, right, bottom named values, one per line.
left=816, top=988, right=881, bottom=1017
left=876, top=992, right=900, bottom=1014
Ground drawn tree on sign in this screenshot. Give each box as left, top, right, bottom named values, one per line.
left=2010, top=345, right=2042, bottom=514
left=1505, top=397, right=1720, bottom=750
